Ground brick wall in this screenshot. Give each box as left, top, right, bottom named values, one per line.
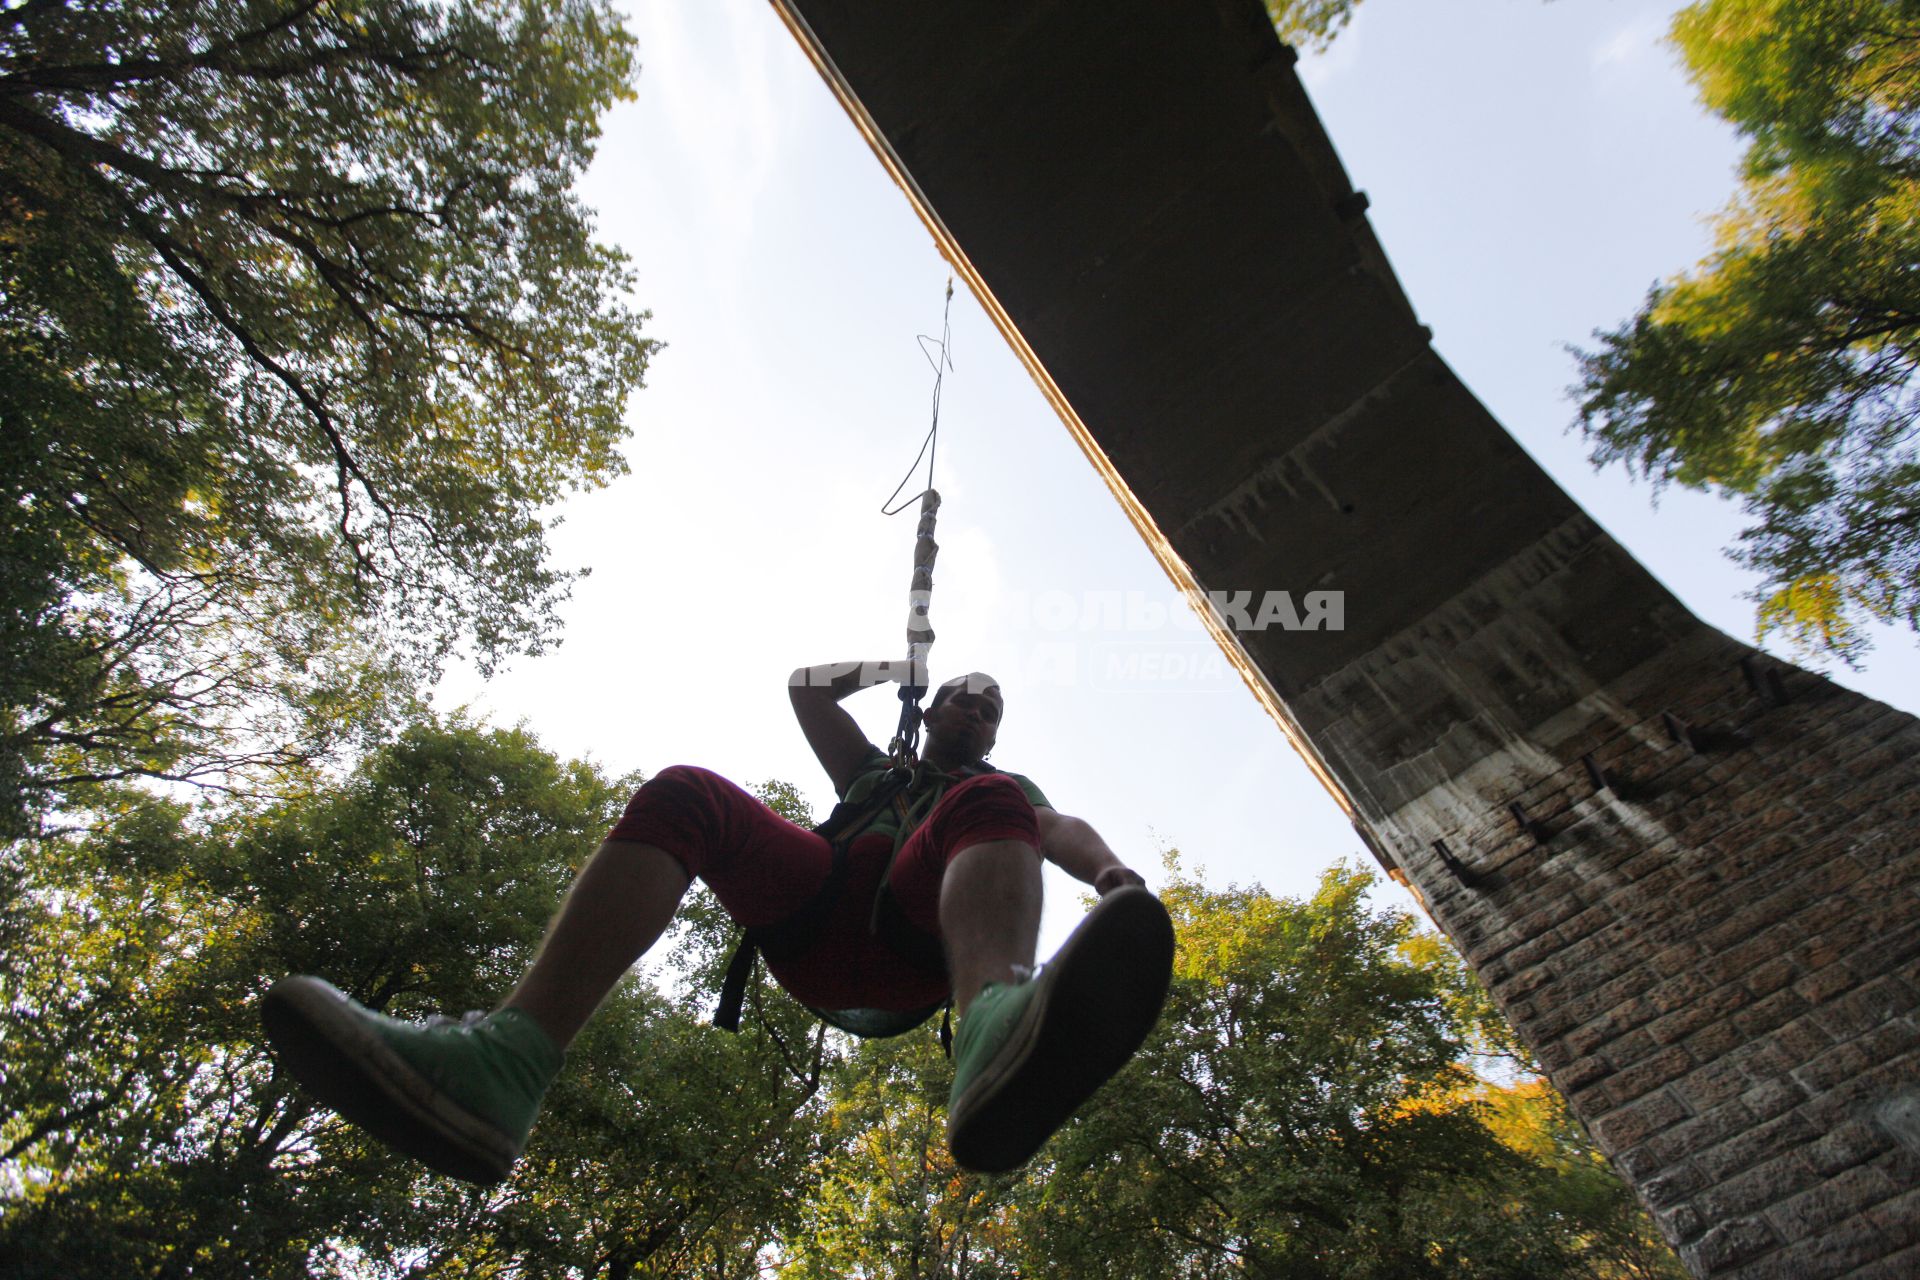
left=1381, top=636, right=1920, bottom=1277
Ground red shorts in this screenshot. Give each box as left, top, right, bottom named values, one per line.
left=607, top=765, right=1040, bottom=1011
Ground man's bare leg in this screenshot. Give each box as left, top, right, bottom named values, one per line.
left=501, top=839, right=692, bottom=1049
left=940, top=839, right=1044, bottom=1014
left=944, top=845, right=1173, bottom=1174
left=261, top=837, right=694, bottom=1185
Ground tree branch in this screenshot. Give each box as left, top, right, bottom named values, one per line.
left=0, top=94, right=392, bottom=575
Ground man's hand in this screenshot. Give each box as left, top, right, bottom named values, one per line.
left=1093, top=865, right=1148, bottom=897
left=788, top=658, right=923, bottom=700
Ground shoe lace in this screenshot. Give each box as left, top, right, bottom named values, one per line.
left=423, top=1010, right=488, bottom=1032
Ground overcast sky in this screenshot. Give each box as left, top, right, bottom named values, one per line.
left=439, top=0, right=1919, bottom=952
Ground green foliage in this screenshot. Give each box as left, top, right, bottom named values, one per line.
left=1574, top=0, right=1920, bottom=662
left=1263, top=0, right=1368, bottom=53
left=0, top=721, right=821, bottom=1278
left=1012, top=863, right=1554, bottom=1278
left=778, top=1030, right=1020, bottom=1279
left=774, top=860, right=1683, bottom=1279
left=1481, top=1082, right=1690, bottom=1280
left=1, top=739, right=1684, bottom=1278
left=0, top=0, right=654, bottom=832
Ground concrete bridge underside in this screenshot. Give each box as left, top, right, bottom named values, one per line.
left=769, top=2, right=1920, bottom=1275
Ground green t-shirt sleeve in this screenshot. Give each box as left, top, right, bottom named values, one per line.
left=836, top=744, right=891, bottom=803
left=1002, top=771, right=1051, bottom=813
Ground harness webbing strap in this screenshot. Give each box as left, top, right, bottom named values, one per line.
left=713, top=938, right=757, bottom=1034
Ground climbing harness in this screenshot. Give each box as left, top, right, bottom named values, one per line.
left=711, top=760, right=957, bottom=1044
left=714, top=282, right=969, bottom=1045
left=712, top=752, right=1017, bottom=1044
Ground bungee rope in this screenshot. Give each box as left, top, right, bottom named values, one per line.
left=881, top=278, right=955, bottom=770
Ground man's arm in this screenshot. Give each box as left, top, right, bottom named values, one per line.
left=1034, top=805, right=1147, bottom=896
left=788, top=660, right=914, bottom=795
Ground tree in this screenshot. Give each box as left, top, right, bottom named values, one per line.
left=0, top=721, right=824, bottom=1278
left=1002, top=863, right=1684, bottom=1279
left=1263, top=0, right=1368, bottom=52
left=776, top=1029, right=1023, bottom=1280
left=2, top=743, right=1686, bottom=1277
left=1480, top=1080, right=1692, bottom=1280
left=768, top=861, right=1681, bottom=1278
left=1573, top=0, right=1920, bottom=662
left=0, top=0, right=655, bottom=833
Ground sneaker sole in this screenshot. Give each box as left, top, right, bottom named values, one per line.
left=261, top=976, right=520, bottom=1185
left=948, top=885, right=1174, bottom=1173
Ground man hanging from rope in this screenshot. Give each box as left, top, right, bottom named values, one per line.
left=263, top=664, right=1174, bottom=1183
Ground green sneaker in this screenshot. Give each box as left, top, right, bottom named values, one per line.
left=261, top=975, right=561, bottom=1185
left=947, top=885, right=1174, bottom=1173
